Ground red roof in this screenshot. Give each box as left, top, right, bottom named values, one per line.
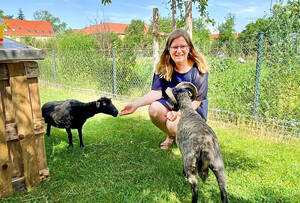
left=74, top=22, right=150, bottom=35
left=3, top=19, right=55, bottom=37
left=74, top=23, right=128, bottom=35
left=210, top=33, right=239, bottom=40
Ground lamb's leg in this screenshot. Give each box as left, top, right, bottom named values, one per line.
left=46, top=124, right=51, bottom=136
left=187, top=173, right=198, bottom=203
left=78, top=127, right=84, bottom=148
left=211, top=164, right=228, bottom=203
left=66, top=128, right=73, bottom=147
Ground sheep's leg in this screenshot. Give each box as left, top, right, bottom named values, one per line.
left=211, top=165, right=228, bottom=203
left=46, top=124, right=51, bottom=136
left=78, top=127, right=84, bottom=148
left=66, top=128, right=73, bottom=147
left=187, top=173, right=198, bottom=203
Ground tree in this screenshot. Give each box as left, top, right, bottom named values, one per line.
left=213, top=13, right=238, bottom=56
left=100, top=0, right=213, bottom=24
left=123, top=20, right=146, bottom=49
left=33, top=10, right=67, bottom=34
left=238, top=18, right=268, bottom=56
left=17, top=8, right=25, bottom=20
left=169, top=0, right=213, bottom=24
left=0, top=10, right=13, bottom=19
left=192, top=17, right=211, bottom=53
left=217, top=13, right=236, bottom=44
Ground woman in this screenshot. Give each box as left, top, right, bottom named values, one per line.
left=119, top=28, right=208, bottom=150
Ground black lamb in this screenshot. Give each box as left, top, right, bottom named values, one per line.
left=42, top=97, right=118, bottom=148
left=166, top=82, right=228, bottom=203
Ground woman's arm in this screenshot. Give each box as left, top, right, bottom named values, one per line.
left=119, top=90, right=162, bottom=116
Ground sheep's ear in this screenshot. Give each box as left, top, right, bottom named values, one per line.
left=96, top=101, right=101, bottom=108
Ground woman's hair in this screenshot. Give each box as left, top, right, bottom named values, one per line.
left=155, top=28, right=207, bottom=81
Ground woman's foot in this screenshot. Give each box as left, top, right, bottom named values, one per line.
left=159, top=135, right=175, bottom=150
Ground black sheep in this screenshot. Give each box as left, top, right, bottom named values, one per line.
left=42, top=97, right=118, bottom=147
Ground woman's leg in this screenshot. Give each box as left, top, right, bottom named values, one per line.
left=148, top=101, right=180, bottom=149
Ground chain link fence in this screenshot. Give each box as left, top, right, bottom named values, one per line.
left=38, top=33, right=299, bottom=137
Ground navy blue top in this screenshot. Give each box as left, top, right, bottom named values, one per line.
left=151, top=65, right=208, bottom=120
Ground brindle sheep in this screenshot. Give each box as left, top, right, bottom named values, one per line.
left=166, top=82, right=228, bottom=203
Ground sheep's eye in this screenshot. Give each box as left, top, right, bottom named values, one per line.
left=96, top=102, right=100, bottom=108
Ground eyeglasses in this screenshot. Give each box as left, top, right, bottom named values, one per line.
left=169, top=45, right=189, bottom=51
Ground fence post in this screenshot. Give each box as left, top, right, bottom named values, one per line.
left=153, top=8, right=159, bottom=72
left=253, top=32, right=264, bottom=118
left=51, top=48, right=56, bottom=88
left=185, top=1, right=192, bottom=40
left=112, top=46, right=117, bottom=99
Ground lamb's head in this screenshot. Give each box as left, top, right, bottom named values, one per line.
left=166, top=82, right=198, bottom=110
left=96, top=97, right=119, bottom=117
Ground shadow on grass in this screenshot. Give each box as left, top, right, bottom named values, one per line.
left=4, top=115, right=295, bottom=202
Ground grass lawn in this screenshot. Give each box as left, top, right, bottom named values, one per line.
left=2, top=86, right=300, bottom=202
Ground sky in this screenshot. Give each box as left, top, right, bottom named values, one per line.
left=2, top=0, right=273, bottom=33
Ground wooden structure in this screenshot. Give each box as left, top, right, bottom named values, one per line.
left=0, top=38, right=49, bottom=197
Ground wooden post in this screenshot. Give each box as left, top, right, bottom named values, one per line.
left=0, top=80, right=13, bottom=197
left=7, top=62, right=40, bottom=188
left=172, top=0, right=176, bottom=31
left=185, top=1, right=192, bottom=40
left=153, top=8, right=159, bottom=72
left=25, top=62, right=49, bottom=180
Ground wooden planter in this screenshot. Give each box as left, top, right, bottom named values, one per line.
left=0, top=38, right=49, bottom=197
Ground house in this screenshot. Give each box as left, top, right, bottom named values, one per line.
left=3, top=19, right=55, bottom=41
left=210, top=33, right=239, bottom=40
left=74, top=22, right=149, bottom=39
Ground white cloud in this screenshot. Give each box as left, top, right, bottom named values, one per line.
left=235, top=7, right=257, bottom=14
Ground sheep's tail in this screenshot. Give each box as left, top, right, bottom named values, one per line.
left=199, top=149, right=212, bottom=182
left=188, top=175, right=198, bottom=203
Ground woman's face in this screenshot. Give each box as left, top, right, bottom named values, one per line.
left=169, top=36, right=190, bottom=65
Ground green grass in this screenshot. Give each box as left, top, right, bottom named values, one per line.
left=2, top=86, right=300, bottom=202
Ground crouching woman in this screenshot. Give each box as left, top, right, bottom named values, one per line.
left=119, top=28, right=208, bottom=150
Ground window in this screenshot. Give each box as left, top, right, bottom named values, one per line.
left=18, top=27, right=22, bottom=30
left=49, top=30, right=52, bottom=34
left=42, top=30, right=46, bottom=33
left=35, top=29, right=39, bottom=33
left=28, top=29, right=31, bottom=32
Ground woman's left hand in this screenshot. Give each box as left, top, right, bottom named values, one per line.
left=166, top=111, right=178, bottom=121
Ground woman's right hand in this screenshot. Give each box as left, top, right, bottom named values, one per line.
left=119, top=103, right=138, bottom=116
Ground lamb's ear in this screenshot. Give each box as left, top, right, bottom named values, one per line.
left=166, top=87, right=177, bottom=105
left=96, top=101, right=101, bottom=108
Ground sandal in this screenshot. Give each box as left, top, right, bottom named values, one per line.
left=159, top=135, right=175, bottom=150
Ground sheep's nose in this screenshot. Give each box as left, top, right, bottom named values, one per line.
left=113, top=111, right=119, bottom=117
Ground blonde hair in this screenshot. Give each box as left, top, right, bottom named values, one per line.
left=155, top=29, right=207, bottom=81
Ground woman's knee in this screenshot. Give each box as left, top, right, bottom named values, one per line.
left=148, top=102, right=168, bottom=121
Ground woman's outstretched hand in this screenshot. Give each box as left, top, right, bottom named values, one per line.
left=119, top=103, right=138, bottom=116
